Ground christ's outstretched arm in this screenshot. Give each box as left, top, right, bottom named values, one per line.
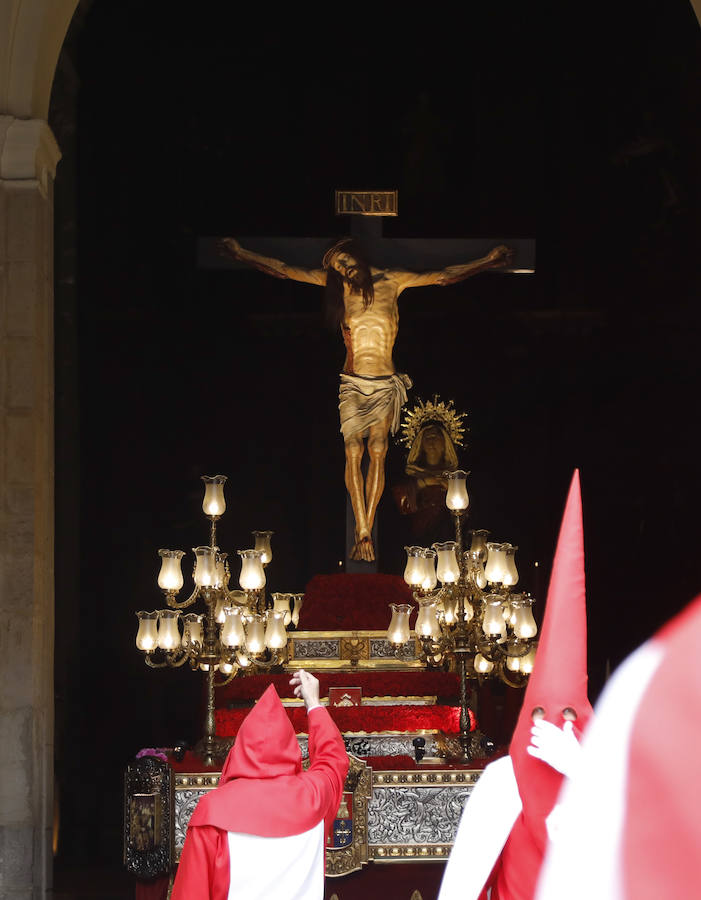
left=219, top=238, right=327, bottom=286
left=394, top=244, right=513, bottom=290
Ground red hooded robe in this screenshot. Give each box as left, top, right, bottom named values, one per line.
left=171, top=684, right=348, bottom=900
left=439, top=469, right=593, bottom=900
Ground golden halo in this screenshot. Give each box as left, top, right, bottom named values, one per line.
left=398, top=395, right=468, bottom=450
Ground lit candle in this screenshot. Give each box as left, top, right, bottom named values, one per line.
left=157, top=609, right=181, bottom=650
left=403, top=546, right=425, bottom=588
left=245, top=615, right=266, bottom=654
left=252, top=531, right=273, bottom=565
left=193, top=546, right=217, bottom=588
left=482, top=596, right=506, bottom=638
left=157, top=549, right=185, bottom=592
left=484, top=542, right=507, bottom=585
left=474, top=653, right=494, bottom=674
left=220, top=607, right=245, bottom=648
left=420, top=549, right=438, bottom=592
left=444, top=470, right=469, bottom=512
left=502, top=544, right=519, bottom=587
left=135, top=611, right=158, bottom=651
left=238, top=549, right=266, bottom=591
left=201, top=475, right=227, bottom=517
left=433, top=541, right=459, bottom=584
left=415, top=599, right=440, bottom=639
left=265, top=610, right=288, bottom=649
left=387, top=603, right=412, bottom=645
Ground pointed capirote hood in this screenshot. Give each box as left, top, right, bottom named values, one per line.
left=498, top=470, right=594, bottom=897
left=220, top=683, right=302, bottom=784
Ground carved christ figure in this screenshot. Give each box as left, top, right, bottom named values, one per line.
left=220, top=237, right=512, bottom=562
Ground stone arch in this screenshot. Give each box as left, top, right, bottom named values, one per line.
left=0, top=2, right=77, bottom=896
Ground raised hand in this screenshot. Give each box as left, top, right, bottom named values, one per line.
left=289, top=669, right=321, bottom=711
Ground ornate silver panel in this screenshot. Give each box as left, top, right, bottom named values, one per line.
left=173, top=788, right=211, bottom=857
left=368, top=784, right=471, bottom=845
left=293, top=639, right=340, bottom=659
left=369, top=639, right=416, bottom=660
left=299, top=733, right=438, bottom=758
left=342, top=734, right=439, bottom=757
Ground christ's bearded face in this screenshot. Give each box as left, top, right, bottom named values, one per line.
left=330, top=251, right=369, bottom=292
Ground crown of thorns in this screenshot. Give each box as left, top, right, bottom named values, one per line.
left=322, top=238, right=355, bottom=269
left=398, top=395, right=468, bottom=449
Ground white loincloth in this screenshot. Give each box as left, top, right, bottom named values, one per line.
left=339, top=373, right=412, bottom=440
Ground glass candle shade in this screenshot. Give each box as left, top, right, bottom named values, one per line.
left=445, top=470, right=469, bottom=512
left=157, top=609, right=181, bottom=651
left=215, top=552, right=228, bottom=589
left=469, top=529, right=490, bottom=561
left=265, top=611, right=288, bottom=649
left=182, top=613, right=203, bottom=647
left=245, top=615, right=266, bottom=654
left=238, top=549, right=266, bottom=591
left=484, top=542, right=507, bottom=585
left=252, top=531, right=273, bottom=566
left=506, top=654, right=522, bottom=672
left=474, top=652, right=494, bottom=674
left=462, top=597, right=475, bottom=623
left=193, top=546, right=217, bottom=588
left=136, top=611, right=158, bottom=651
left=511, top=597, right=538, bottom=639
left=403, top=546, right=425, bottom=588
left=433, top=541, right=459, bottom=584
left=221, top=608, right=245, bottom=648
left=214, top=594, right=227, bottom=624
left=201, top=475, right=227, bottom=517
left=291, top=594, right=304, bottom=628
left=519, top=646, right=537, bottom=675
left=157, top=549, right=185, bottom=592
left=415, top=599, right=440, bottom=639
left=388, top=603, right=412, bottom=645
left=236, top=652, right=251, bottom=668
left=468, top=551, right=487, bottom=590
left=502, top=544, right=519, bottom=587
left=420, top=549, right=438, bottom=592
left=272, top=592, right=293, bottom=627
left=482, top=596, right=507, bottom=638
left=219, top=660, right=235, bottom=675
left=442, top=591, right=458, bottom=625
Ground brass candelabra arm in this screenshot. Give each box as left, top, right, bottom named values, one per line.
left=214, top=666, right=240, bottom=687
left=246, top=647, right=287, bottom=671
left=222, top=586, right=248, bottom=607
left=144, top=648, right=190, bottom=669
left=165, top=586, right=200, bottom=610
left=416, top=633, right=451, bottom=668
left=499, top=662, right=530, bottom=689
left=242, top=589, right=267, bottom=616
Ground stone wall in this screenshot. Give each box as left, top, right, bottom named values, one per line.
left=0, top=115, right=60, bottom=900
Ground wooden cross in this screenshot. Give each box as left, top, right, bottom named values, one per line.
left=198, top=191, right=535, bottom=572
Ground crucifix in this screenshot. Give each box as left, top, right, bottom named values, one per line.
left=198, top=191, right=535, bottom=571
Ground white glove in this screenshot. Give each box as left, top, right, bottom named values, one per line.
left=527, top=719, right=582, bottom=778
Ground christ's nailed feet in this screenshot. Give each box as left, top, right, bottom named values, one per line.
left=351, top=534, right=375, bottom=562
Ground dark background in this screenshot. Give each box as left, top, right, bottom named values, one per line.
left=49, top=0, right=701, bottom=881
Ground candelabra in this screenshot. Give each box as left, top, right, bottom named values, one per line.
left=134, top=475, right=303, bottom=764
left=387, top=470, right=538, bottom=761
